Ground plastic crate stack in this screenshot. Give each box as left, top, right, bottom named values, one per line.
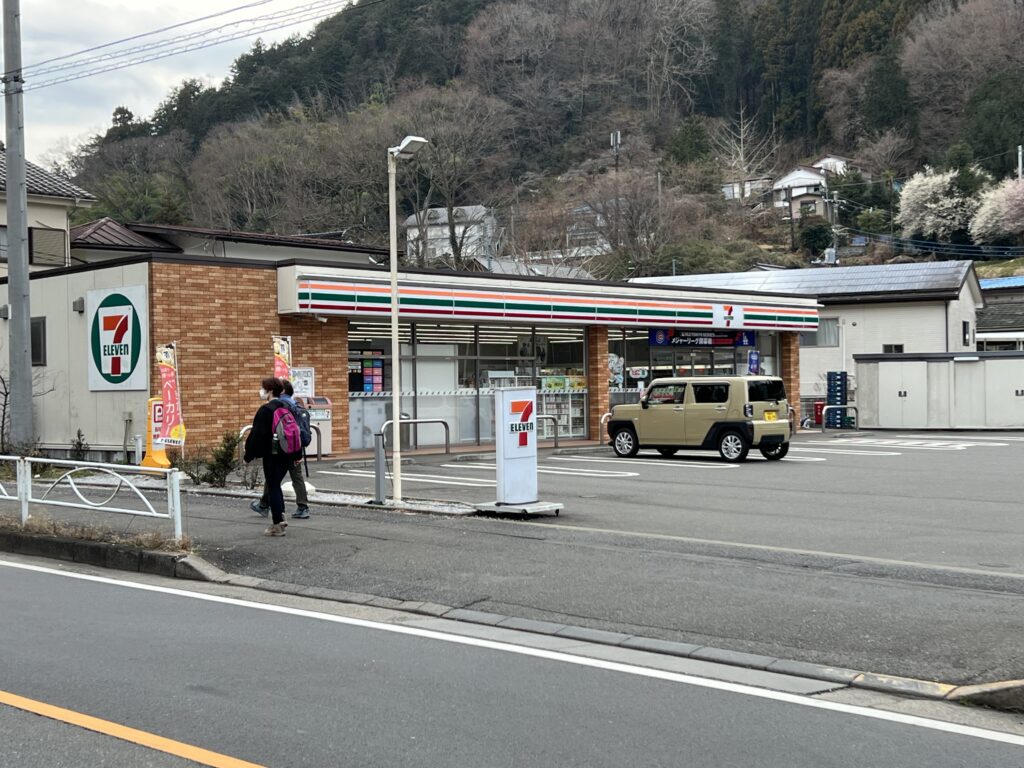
left=825, top=371, right=848, bottom=429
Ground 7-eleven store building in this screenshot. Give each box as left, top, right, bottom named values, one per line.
left=1, top=229, right=818, bottom=458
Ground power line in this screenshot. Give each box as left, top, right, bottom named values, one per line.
left=25, top=0, right=353, bottom=90
left=19, top=0, right=274, bottom=73
left=27, top=0, right=348, bottom=80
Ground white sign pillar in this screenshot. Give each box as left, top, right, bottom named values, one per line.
left=495, top=387, right=539, bottom=505
left=475, top=387, right=562, bottom=516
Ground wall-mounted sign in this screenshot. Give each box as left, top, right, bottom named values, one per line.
left=648, top=329, right=744, bottom=348
left=291, top=367, right=315, bottom=397
left=273, top=335, right=292, bottom=379
left=628, top=367, right=649, bottom=379
left=88, top=286, right=149, bottom=391
left=748, top=349, right=761, bottom=375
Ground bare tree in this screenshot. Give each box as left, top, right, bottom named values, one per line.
left=641, top=0, right=716, bottom=115
left=395, top=85, right=515, bottom=269
left=901, top=0, right=1024, bottom=148
left=711, top=105, right=778, bottom=198
left=855, top=129, right=914, bottom=177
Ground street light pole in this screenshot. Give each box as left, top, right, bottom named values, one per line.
left=387, top=136, right=428, bottom=503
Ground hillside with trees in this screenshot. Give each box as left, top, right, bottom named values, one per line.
left=55, top=0, right=1024, bottom=276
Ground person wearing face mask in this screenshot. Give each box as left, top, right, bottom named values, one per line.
left=243, top=376, right=294, bottom=536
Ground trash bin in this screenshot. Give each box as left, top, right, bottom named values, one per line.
left=813, top=400, right=826, bottom=425
left=296, top=396, right=332, bottom=455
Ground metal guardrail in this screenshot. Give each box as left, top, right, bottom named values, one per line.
left=371, top=418, right=451, bottom=504
left=821, top=405, right=859, bottom=434
left=238, top=424, right=322, bottom=464
left=0, top=455, right=183, bottom=541
left=537, top=414, right=560, bottom=448
left=378, top=418, right=451, bottom=454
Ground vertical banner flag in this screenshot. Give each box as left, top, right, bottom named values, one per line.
left=156, top=343, right=186, bottom=446
left=273, top=335, right=292, bottom=380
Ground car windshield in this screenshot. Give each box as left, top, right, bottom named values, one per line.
left=747, top=379, right=786, bottom=402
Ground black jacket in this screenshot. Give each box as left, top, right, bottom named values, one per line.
left=244, top=399, right=289, bottom=463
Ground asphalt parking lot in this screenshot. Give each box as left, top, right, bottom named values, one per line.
left=313, top=430, right=1024, bottom=574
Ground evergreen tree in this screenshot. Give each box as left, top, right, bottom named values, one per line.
left=959, top=70, right=1024, bottom=177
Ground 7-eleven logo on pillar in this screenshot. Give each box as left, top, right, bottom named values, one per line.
left=509, top=399, right=535, bottom=447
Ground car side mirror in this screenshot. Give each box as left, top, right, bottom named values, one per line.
left=640, top=398, right=649, bottom=410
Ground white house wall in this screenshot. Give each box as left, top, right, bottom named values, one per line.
left=0, top=262, right=150, bottom=452
left=800, top=301, right=949, bottom=399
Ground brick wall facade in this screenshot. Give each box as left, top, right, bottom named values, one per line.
left=279, top=314, right=349, bottom=454
left=586, top=326, right=610, bottom=441
left=149, top=262, right=350, bottom=454
left=779, top=331, right=801, bottom=426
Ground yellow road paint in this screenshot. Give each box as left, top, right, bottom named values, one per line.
left=0, top=689, right=265, bottom=768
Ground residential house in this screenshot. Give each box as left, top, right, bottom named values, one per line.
left=636, top=261, right=983, bottom=413
left=977, top=276, right=1024, bottom=350
left=771, top=166, right=828, bottom=220
left=0, top=151, right=95, bottom=274
left=721, top=176, right=772, bottom=204
left=404, top=205, right=498, bottom=265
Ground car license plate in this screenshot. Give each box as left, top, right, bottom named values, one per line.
left=764, top=411, right=778, bottom=421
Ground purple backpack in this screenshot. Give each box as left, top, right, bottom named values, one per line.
left=272, top=403, right=303, bottom=455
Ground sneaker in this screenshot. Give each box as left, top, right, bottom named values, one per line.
left=291, top=506, right=310, bottom=519
left=250, top=500, right=269, bottom=517
left=263, top=523, right=286, bottom=537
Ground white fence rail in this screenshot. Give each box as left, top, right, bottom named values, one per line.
left=0, top=456, right=183, bottom=541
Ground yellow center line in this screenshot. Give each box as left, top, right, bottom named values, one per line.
left=0, top=689, right=265, bottom=768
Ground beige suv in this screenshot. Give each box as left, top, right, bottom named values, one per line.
left=606, top=376, right=791, bottom=462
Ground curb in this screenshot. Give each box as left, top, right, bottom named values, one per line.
left=170, top=553, right=1024, bottom=713
left=174, top=486, right=479, bottom=517
left=0, top=530, right=201, bottom=581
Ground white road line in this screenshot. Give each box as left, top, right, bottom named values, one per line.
left=780, top=456, right=827, bottom=462
left=549, top=456, right=738, bottom=469
left=319, top=470, right=494, bottom=488
left=2, top=559, right=1021, bottom=748
left=790, top=447, right=902, bottom=456
left=441, top=463, right=639, bottom=478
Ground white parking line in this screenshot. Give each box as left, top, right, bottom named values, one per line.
left=809, top=438, right=1002, bottom=450
left=892, top=434, right=1021, bottom=443
left=790, top=447, right=902, bottom=456
left=780, top=456, right=827, bottom=462
left=319, top=470, right=495, bottom=488
left=549, top=456, right=739, bottom=469
left=442, top=462, right=640, bottom=478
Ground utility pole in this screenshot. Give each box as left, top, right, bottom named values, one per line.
left=610, top=130, right=621, bottom=249
left=3, top=0, right=33, bottom=449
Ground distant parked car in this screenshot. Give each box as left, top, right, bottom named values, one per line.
left=606, top=376, right=791, bottom=462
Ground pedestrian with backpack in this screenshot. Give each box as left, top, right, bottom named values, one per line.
left=243, top=377, right=303, bottom=536
left=251, top=379, right=313, bottom=519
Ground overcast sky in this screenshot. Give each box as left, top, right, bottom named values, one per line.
left=3, top=0, right=327, bottom=165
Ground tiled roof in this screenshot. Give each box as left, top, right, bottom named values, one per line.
left=977, top=301, right=1024, bottom=331
left=0, top=151, right=95, bottom=200
left=71, top=218, right=179, bottom=251
left=635, top=261, right=975, bottom=301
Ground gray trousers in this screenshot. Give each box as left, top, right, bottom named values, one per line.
left=261, top=458, right=308, bottom=507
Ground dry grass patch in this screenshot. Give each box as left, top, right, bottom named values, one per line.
left=0, top=513, right=191, bottom=553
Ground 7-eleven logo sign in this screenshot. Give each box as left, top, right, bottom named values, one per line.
left=509, top=399, right=535, bottom=447
left=90, top=292, right=142, bottom=385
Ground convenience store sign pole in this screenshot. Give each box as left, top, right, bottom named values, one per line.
left=477, top=387, right=563, bottom=517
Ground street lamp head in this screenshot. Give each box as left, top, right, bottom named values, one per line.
left=390, top=135, right=429, bottom=160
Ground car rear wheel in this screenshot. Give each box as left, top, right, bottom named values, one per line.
left=717, top=430, right=749, bottom=463
left=657, top=448, right=678, bottom=457
left=759, top=442, right=790, bottom=460
left=612, top=428, right=640, bottom=458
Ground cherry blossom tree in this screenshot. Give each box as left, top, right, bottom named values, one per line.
left=971, top=178, right=1024, bottom=243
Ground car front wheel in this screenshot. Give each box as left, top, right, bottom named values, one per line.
left=612, top=427, right=640, bottom=458
left=759, top=442, right=790, bottom=460
left=717, top=430, right=749, bottom=463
